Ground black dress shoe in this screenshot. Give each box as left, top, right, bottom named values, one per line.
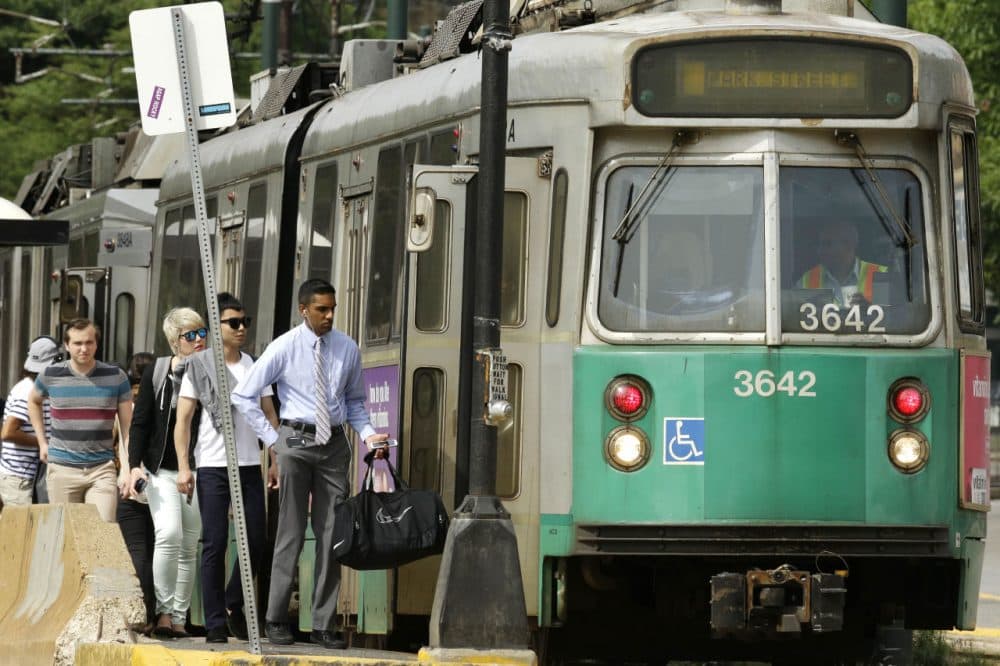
left=310, top=629, right=346, bottom=649
left=227, top=607, right=248, bottom=640
left=265, top=622, right=294, bottom=645
left=206, top=626, right=228, bottom=643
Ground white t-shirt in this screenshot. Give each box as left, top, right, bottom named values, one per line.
left=179, top=352, right=272, bottom=468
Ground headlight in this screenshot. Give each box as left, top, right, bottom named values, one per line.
left=887, top=429, right=929, bottom=474
left=605, top=426, right=650, bottom=472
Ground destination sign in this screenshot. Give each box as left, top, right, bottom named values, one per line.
left=633, top=38, right=912, bottom=118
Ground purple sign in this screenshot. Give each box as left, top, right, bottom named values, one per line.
left=147, top=85, right=165, bottom=119
left=357, top=364, right=400, bottom=489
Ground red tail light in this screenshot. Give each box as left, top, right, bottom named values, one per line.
left=605, top=375, right=651, bottom=421
left=613, top=384, right=643, bottom=414
left=893, top=387, right=923, bottom=417
left=887, top=378, right=930, bottom=423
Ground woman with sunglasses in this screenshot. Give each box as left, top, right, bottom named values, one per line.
left=126, top=307, right=207, bottom=639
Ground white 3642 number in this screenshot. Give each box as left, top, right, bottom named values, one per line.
left=733, top=370, right=817, bottom=398
left=799, top=303, right=885, bottom=333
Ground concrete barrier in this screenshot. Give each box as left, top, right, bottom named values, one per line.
left=0, top=504, right=145, bottom=665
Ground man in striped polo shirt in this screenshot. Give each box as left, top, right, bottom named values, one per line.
left=28, top=318, right=133, bottom=522
left=0, top=336, right=62, bottom=507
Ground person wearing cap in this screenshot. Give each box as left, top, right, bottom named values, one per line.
left=28, top=318, right=132, bottom=522
left=0, top=336, right=62, bottom=507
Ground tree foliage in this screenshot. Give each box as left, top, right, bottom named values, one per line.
left=0, top=0, right=375, bottom=199
left=3, top=1, right=999, bottom=296
left=907, top=0, right=1000, bottom=295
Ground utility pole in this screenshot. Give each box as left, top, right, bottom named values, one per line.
left=428, top=0, right=530, bottom=650
left=329, top=0, right=341, bottom=57
left=261, top=0, right=279, bottom=69
left=387, top=0, right=407, bottom=39
left=278, top=0, right=292, bottom=66
left=870, top=0, right=907, bottom=27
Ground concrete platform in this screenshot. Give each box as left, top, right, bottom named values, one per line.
left=75, top=638, right=537, bottom=665
left=945, top=627, right=1000, bottom=659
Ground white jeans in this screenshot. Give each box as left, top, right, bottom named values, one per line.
left=146, top=468, right=201, bottom=624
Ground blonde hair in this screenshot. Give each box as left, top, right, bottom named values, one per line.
left=162, top=307, right=206, bottom=354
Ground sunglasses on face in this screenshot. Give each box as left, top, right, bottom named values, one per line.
left=223, top=316, right=253, bottom=330
left=180, top=327, right=209, bottom=342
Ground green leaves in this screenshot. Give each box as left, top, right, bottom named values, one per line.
left=910, top=0, right=1000, bottom=295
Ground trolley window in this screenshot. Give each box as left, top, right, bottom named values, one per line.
left=308, top=163, right=337, bottom=282
left=114, top=292, right=134, bottom=364
left=180, top=208, right=200, bottom=309
left=409, top=367, right=444, bottom=492
left=502, top=192, right=528, bottom=327
left=780, top=167, right=929, bottom=335
left=949, top=123, right=985, bottom=330
left=1, top=255, right=9, bottom=385
left=633, top=39, right=912, bottom=118
left=84, top=232, right=99, bottom=265
left=242, top=184, right=266, bottom=330
left=158, top=207, right=183, bottom=317
left=546, top=168, right=569, bottom=327
left=60, top=274, right=85, bottom=321
left=415, top=201, right=451, bottom=332
left=19, top=252, right=31, bottom=356
left=368, top=141, right=417, bottom=345
left=598, top=165, right=765, bottom=333
left=497, top=363, right=522, bottom=498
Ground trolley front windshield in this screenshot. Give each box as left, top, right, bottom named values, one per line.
left=597, top=164, right=930, bottom=337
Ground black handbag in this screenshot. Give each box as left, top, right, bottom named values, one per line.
left=332, top=451, right=449, bottom=570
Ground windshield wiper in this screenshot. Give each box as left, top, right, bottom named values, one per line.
left=836, top=130, right=917, bottom=249
left=612, top=183, right=634, bottom=297
left=610, top=130, right=695, bottom=297
left=611, top=130, right=693, bottom=244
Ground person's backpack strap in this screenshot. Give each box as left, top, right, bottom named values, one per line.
left=152, top=356, right=171, bottom=395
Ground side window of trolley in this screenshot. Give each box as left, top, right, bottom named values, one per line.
left=367, top=139, right=421, bottom=345
left=242, top=183, right=267, bottom=340
left=114, top=292, right=135, bottom=364
left=597, top=165, right=765, bottom=333
left=949, top=118, right=985, bottom=331
left=779, top=166, right=929, bottom=336
left=309, top=163, right=338, bottom=283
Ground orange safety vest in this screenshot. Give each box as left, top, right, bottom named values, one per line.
left=800, top=259, right=888, bottom=302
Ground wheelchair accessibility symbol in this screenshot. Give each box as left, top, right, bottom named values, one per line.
left=664, top=418, right=705, bottom=465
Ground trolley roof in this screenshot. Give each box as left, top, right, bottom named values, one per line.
left=159, top=103, right=318, bottom=204
left=301, top=8, right=972, bottom=160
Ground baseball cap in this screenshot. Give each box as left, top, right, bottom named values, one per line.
left=24, top=336, right=62, bottom=372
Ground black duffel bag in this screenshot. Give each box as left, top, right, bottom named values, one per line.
left=332, top=450, right=449, bottom=570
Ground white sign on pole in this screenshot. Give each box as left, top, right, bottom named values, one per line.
left=129, top=2, right=236, bottom=136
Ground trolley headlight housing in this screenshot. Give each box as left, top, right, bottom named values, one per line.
left=605, top=426, right=650, bottom=472
left=887, top=428, right=929, bottom=474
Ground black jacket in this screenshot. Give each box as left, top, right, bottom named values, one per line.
left=127, top=356, right=199, bottom=473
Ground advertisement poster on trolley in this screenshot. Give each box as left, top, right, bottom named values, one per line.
left=962, top=351, right=991, bottom=510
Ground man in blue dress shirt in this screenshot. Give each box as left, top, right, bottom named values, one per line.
left=232, top=278, right=387, bottom=649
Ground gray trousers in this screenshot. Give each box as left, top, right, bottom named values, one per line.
left=266, top=426, right=351, bottom=630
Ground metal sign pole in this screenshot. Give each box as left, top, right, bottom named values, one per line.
left=171, top=8, right=262, bottom=654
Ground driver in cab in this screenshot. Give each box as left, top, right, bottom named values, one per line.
left=798, top=222, right=887, bottom=306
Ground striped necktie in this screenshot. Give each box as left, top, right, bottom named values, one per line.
left=314, top=337, right=332, bottom=443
